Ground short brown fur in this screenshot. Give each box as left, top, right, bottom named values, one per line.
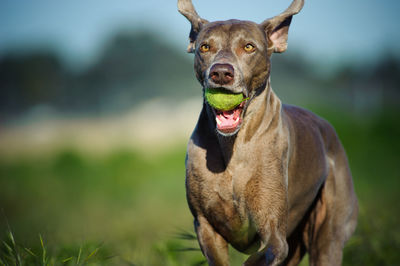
left=178, top=0, right=358, bottom=265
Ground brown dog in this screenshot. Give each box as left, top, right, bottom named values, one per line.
left=178, top=0, right=358, bottom=265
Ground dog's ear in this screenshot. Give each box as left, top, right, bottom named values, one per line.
left=260, top=0, right=304, bottom=53
left=178, top=0, right=209, bottom=53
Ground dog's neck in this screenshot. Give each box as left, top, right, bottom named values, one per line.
left=215, top=80, right=283, bottom=166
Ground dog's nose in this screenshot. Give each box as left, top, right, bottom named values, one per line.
left=209, top=64, right=235, bottom=85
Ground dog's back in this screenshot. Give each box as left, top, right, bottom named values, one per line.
left=283, top=103, right=358, bottom=239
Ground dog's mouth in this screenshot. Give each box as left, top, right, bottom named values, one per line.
left=212, top=101, right=245, bottom=136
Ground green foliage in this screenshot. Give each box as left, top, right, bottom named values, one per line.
left=0, top=109, right=399, bottom=265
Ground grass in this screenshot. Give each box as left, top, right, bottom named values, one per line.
left=0, top=108, right=399, bottom=265
left=0, top=228, right=114, bottom=265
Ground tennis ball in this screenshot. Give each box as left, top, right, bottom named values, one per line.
left=205, top=88, right=244, bottom=111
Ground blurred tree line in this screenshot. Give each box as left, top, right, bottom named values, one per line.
left=0, top=31, right=198, bottom=121
left=0, top=29, right=399, bottom=122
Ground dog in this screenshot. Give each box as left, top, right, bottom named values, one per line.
left=178, top=0, right=358, bottom=265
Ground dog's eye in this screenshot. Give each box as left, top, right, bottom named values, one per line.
left=244, top=43, right=255, bottom=53
left=200, top=44, right=210, bottom=53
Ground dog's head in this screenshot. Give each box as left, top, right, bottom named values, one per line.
left=178, top=0, right=304, bottom=136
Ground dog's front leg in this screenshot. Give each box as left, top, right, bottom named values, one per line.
left=195, top=216, right=229, bottom=266
left=243, top=173, right=289, bottom=266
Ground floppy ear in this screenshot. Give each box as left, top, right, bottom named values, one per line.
left=178, top=0, right=209, bottom=53
left=260, top=0, right=304, bottom=53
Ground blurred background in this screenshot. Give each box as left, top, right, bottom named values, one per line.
left=0, top=0, right=399, bottom=265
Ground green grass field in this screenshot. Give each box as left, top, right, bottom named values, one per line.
left=1, top=108, right=399, bottom=265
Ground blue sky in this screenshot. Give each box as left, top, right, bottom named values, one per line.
left=1, top=0, right=399, bottom=69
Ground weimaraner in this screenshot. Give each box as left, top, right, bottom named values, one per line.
left=178, top=0, right=358, bottom=265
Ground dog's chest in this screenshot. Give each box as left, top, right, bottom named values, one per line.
left=203, top=171, right=245, bottom=221
left=188, top=158, right=257, bottom=250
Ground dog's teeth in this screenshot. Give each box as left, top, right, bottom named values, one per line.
left=234, top=117, right=240, bottom=123
left=216, top=117, right=222, bottom=125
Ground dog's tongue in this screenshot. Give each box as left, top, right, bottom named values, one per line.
left=215, top=108, right=241, bottom=131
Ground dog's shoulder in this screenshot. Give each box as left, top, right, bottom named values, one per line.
left=283, top=104, right=334, bottom=129
left=282, top=104, right=341, bottom=149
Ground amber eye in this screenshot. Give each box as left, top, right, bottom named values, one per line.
left=244, top=43, right=255, bottom=52
left=200, top=44, right=210, bottom=53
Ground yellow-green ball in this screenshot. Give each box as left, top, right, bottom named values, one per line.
left=205, top=88, right=244, bottom=111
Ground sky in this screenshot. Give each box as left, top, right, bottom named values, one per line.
left=0, top=0, right=399, bottom=69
